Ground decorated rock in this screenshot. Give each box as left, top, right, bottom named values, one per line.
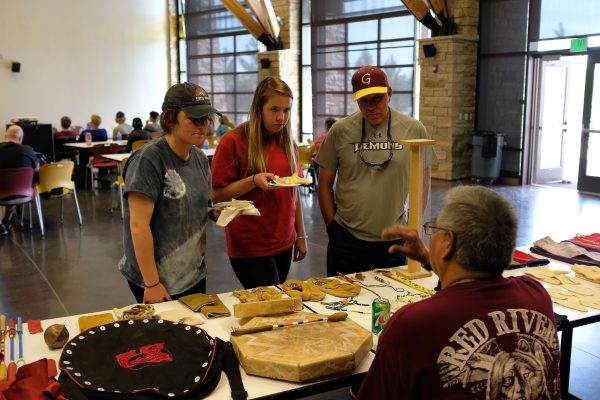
left=44, top=324, right=70, bottom=349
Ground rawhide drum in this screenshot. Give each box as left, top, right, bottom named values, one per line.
left=231, top=311, right=372, bottom=382
left=58, top=319, right=228, bottom=399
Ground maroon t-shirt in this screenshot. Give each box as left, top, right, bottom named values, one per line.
left=357, top=275, right=561, bottom=400
left=211, top=125, right=300, bottom=258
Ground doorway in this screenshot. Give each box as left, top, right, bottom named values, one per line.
left=531, top=54, right=587, bottom=188
left=578, top=51, right=600, bottom=194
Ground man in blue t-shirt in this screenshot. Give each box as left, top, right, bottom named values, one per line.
left=0, top=125, right=39, bottom=235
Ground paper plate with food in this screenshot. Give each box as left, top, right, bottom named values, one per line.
left=269, top=173, right=312, bottom=187
left=212, top=199, right=254, bottom=210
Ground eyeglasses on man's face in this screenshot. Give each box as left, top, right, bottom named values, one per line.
left=357, top=94, right=385, bottom=107
left=423, top=221, right=451, bottom=235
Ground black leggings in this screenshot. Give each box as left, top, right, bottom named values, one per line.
left=229, top=247, right=293, bottom=289
left=128, top=278, right=207, bottom=304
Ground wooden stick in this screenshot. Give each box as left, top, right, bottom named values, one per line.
left=337, top=272, right=382, bottom=298
left=232, top=312, right=347, bottom=336
left=0, top=315, right=7, bottom=383
left=7, top=319, right=16, bottom=382
left=16, top=317, right=25, bottom=367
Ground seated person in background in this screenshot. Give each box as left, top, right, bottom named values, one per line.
left=0, top=125, right=40, bottom=236
left=143, top=111, right=163, bottom=134
left=356, top=185, right=561, bottom=400
left=310, top=117, right=335, bottom=157
left=78, top=114, right=108, bottom=142
left=112, top=111, right=133, bottom=140
left=54, top=116, right=78, bottom=138
left=126, top=117, right=152, bottom=152
left=214, top=114, right=234, bottom=138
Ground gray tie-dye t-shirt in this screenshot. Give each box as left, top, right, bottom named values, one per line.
left=118, top=138, right=210, bottom=294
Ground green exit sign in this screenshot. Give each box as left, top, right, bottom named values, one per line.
left=571, top=38, right=587, bottom=52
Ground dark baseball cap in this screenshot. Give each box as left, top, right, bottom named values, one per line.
left=351, top=66, right=390, bottom=101
left=115, top=111, right=125, bottom=119
left=162, top=82, right=222, bottom=118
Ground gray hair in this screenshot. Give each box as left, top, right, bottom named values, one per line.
left=436, top=185, right=517, bottom=275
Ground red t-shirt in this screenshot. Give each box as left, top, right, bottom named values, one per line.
left=211, top=125, right=299, bottom=258
left=357, top=276, right=561, bottom=400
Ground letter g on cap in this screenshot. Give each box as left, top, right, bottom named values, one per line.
left=361, top=73, right=371, bottom=85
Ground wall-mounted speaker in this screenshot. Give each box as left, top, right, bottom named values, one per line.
left=11, top=62, right=21, bottom=73
left=423, top=44, right=437, bottom=58
left=260, top=58, right=271, bottom=69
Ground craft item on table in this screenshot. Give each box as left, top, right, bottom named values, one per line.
left=550, top=296, right=588, bottom=312
left=233, top=286, right=282, bottom=303
left=0, top=358, right=63, bottom=399
left=58, top=319, right=247, bottom=400
left=381, top=271, right=437, bottom=295
left=212, top=199, right=260, bottom=227
left=232, top=312, right=347, bottom=336
left=7, top=319, right=16, bottom=383
left=43, top=324, right=70, bottom=349
left=562, top=284, right=596, bottom=296
left=353, top=272, right=366, bottom=281
left=269, top=172, right=311, bottom=187
left=27, top=320, right=43, bottom=334
left=546, top=286, right=600, bottom=312
left=16, top=317, right=24, bottom=368
left=233, top=297, right=303, bottom=318
left=511, top=249, right=550, bottom=266
left=373, top=275, right=408, bottom=293
left=580, top=297, right=600, bottom=310
left=281, top=279, right=325, bottom=301
left=78, top=312, right=115, bottom=332
left=531, top=236, right=600, bottom=266
left=113, top=303, right=156, bottom=320
left=572, top=264, right=600, bottom=284
left=522, top=266, right=570, bottom=285
left=179, top=293, right=231, bottom=319
left=156, top=309, right=204, bottom=325
left=569, top=233, right=600, bottom=251
left=307, top=277, right=361, bottom=298
left=0, top=315, right=6, bottom=383
left=554, top=274, right=580, bottom=286
left=336, top=272, right=381, bottom=297
left=231, top=311, right=372, bottom=382
left=321, top=298, right=370, bottom=311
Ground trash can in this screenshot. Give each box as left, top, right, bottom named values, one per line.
left=471, top=132, right=505, bottom=183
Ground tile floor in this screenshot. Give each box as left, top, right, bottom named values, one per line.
left=0, top=180, right=599, bottom=399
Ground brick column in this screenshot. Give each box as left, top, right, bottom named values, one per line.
left=257, top=0, right=301, bottom=140
left=418, top=0, right=479, bottom=180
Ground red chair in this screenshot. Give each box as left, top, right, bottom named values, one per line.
left=86, top=143, right=121, bottom=188
left=0, top=167, right=42, bottom=233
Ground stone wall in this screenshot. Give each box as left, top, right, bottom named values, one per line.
left=419, top=0, right=479, bottom=180
left=258, top=0, right=301, bottom=140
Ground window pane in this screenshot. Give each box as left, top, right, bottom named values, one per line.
left=347, top=93, right=359, bottom=115
left=348, top=20, right=378, bottom=43
left=381, top=16, right=414, bottom=40
left=236, top=54, right=258, bottom=72
left=380, top=43, right=414, bottom=65
left=212, top=56, right=235, bottom=73
left=539, top=0, right=600, bottom=39
left=317, top=46, right=346, bottom=68
left=188, top=39, right=211, bottom=56
left=236, top=34, right=258, bottom=52
left=302, top=67, right=313, bottom=133
left=317, top=70, right=346, bottom=92
left=236, top=73, right=258, bottom=92
left=213, top=74, right=235, bottom=92
left=212, top=94, right=235, bottom=112
left=389, top=93, right=413, bottom=116
left=386, top=67, right=413, bottom=91
left=195, top=75, right=212, bottom=92
left=212, top=36, right=234, bottom=53
left=189, top=57, right=211, bottom=74
left=319, top=24, right=345, bottom=45
left=348, top=44, right=377, bottom=67
left=317, top=93, right=346, bottom=115
left=302, top=25, right=311, bottom=65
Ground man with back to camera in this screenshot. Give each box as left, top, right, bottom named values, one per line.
left=315, top=65, right=435, bottom=276
left=113, top=111, right=133, bottom=140
left=356, top=185, right=561, bottom=400
left=144, top=111, right=163, bottom=134
left=0, top=125, right=40, bottom=235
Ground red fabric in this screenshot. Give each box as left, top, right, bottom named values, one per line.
left=356, top=276, right=561, bottom=400
left=313, top=130, right=328, bottom=153
left=0, top=358, right=65, bottom=400
left=211, top=126, right=298, bottom=258
left=27, top=320, right=43, bottom=334
left=512, top=249, right=538, bottom=263
left=569, top=233, right=600, bottom=251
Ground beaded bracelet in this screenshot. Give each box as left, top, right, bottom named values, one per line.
left=252, top=174, right=257, bottom=186
left=296, top=235, right=307, bottom=240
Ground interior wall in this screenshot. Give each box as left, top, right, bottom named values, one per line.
left=0, top=0, right=169, bottom=137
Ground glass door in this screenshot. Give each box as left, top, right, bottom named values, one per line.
left=578, top=51, right=600, bottom=194
left=534, top=58, right=568, bottom=183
